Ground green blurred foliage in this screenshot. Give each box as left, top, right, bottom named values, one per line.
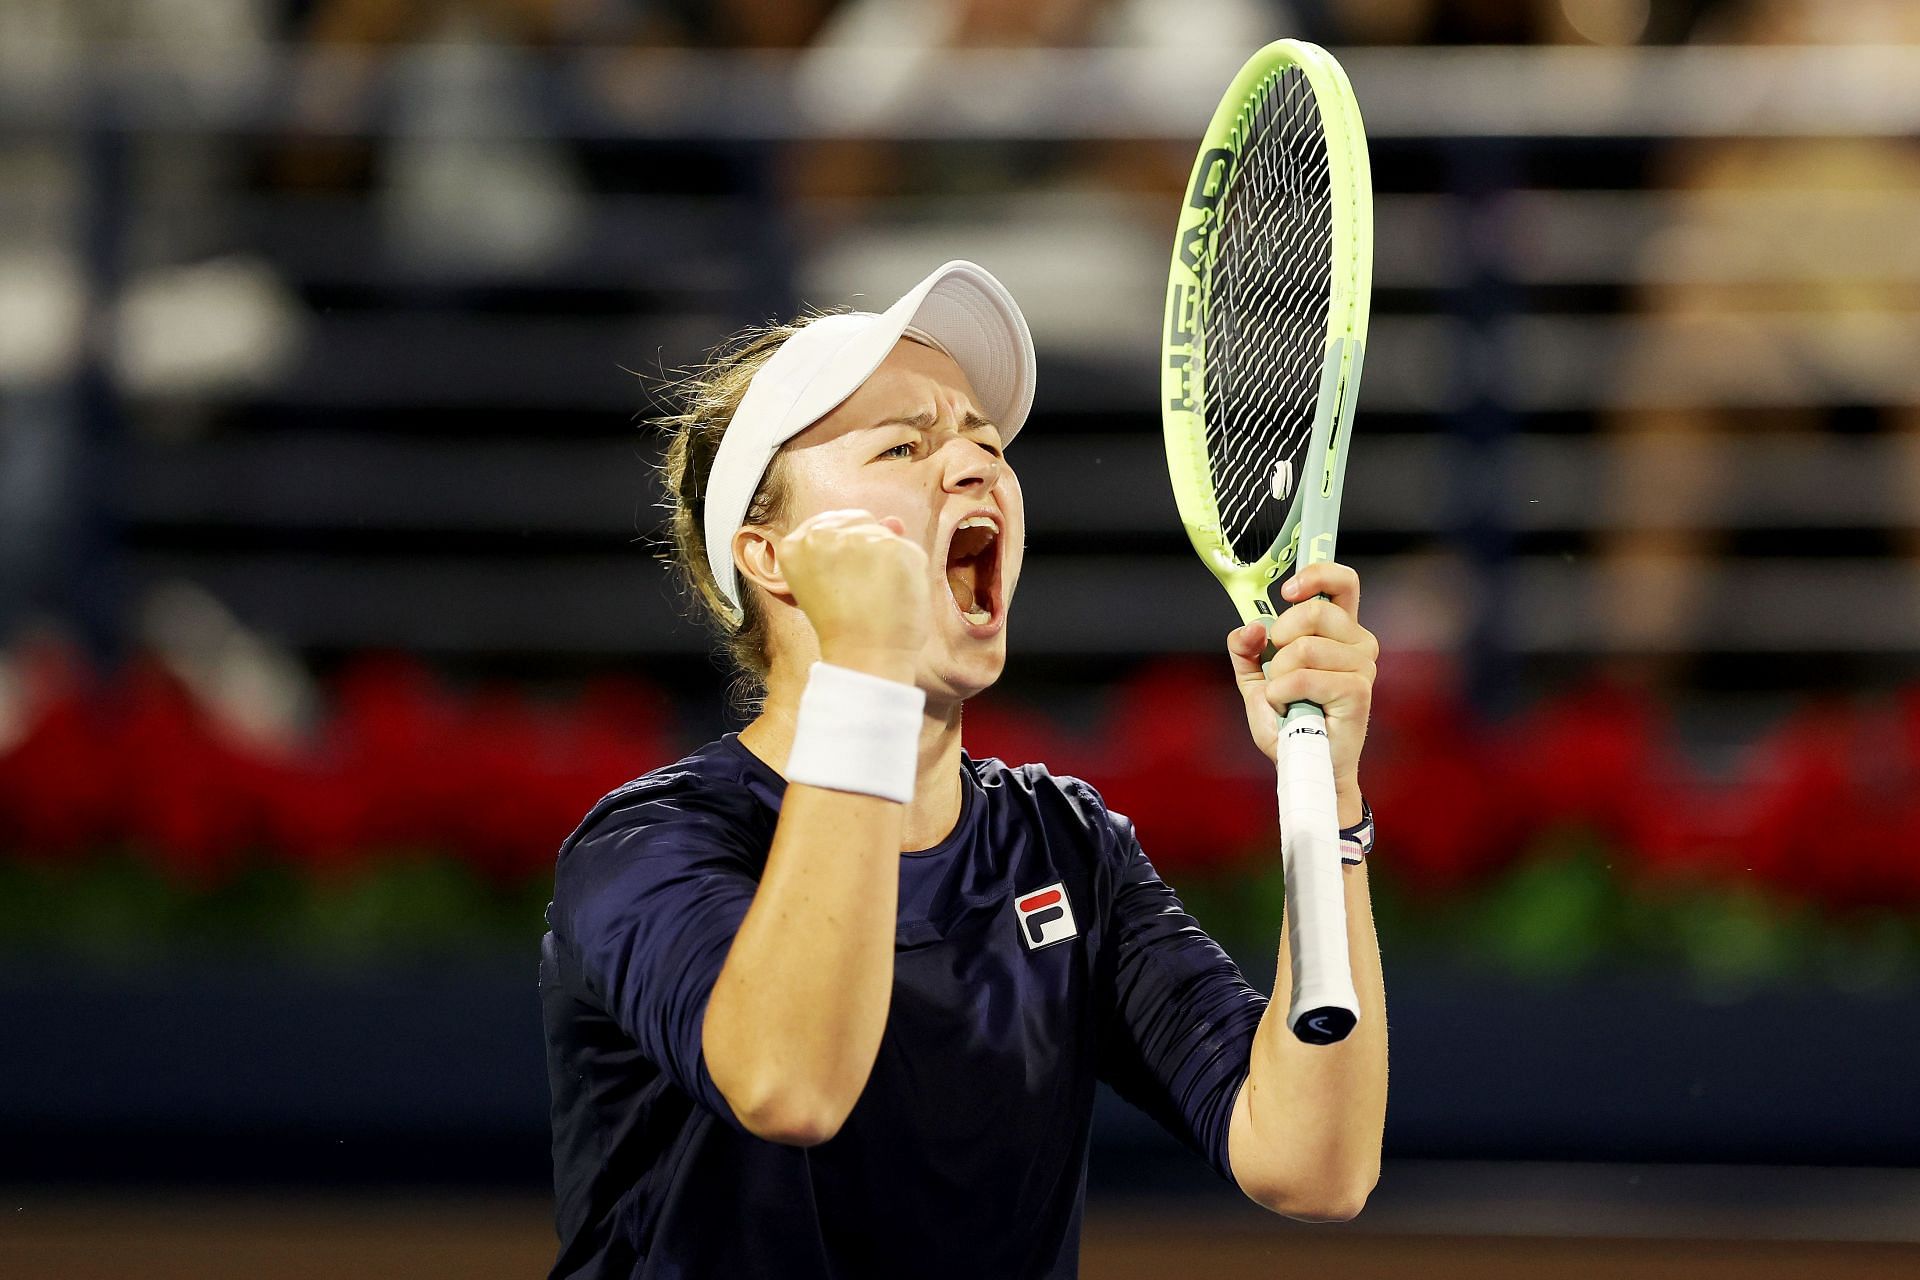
left=1, top=831, right=1914, bottom=995
left=0, top=854, right=551, bottom=964
left=1168, top=828, right=1920, bottom=998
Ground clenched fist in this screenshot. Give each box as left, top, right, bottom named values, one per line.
left=779, top=508, right=931, bottom=673
left=1227, top=561, right=1377, bottom=821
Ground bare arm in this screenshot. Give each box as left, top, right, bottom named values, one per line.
left=1221, top=561, right=1387, bottom=1217
left=701, top=735, right=909, bottom=1146
left=699, top=508, right=929, bottom=1146
left=1227, top=791, right=1387, bottom=1220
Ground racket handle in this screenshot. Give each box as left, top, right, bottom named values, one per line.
left=1277, top=698, right=1360, bottom=1044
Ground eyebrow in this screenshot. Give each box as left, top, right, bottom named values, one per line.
left=867, top=410, right=1001, bottom=434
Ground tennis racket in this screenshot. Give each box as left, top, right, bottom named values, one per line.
left=1160, top=39, right=1372, bottom=1045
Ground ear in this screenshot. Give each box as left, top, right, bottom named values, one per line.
left=731, top=524, right=792, bottom=602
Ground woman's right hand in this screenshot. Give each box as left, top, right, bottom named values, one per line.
left=778, top=509, right=930, bottom=675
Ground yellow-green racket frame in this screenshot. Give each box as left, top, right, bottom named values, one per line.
left=1162, top=38, right=1372, bottom=618
left=1161, top=39, right=1374, bottom=1046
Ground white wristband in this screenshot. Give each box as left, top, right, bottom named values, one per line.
left=785, top=661, right=925, bottom=804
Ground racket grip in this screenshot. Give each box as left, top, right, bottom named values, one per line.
left=1277, top=699, right=1360, bottom=1045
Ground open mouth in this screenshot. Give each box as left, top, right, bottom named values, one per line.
left=944, top=514, right=1001, bottom=629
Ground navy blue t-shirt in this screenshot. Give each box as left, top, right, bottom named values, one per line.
left=540, top=733, right=1268, bottom=1279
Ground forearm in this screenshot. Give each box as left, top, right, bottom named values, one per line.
left=1240, top=802, right=1388, bottom=1208
left=702, top=781, right=903, bottom=1142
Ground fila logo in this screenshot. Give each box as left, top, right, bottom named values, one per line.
left=1015, top=882, right=1078, bottom=951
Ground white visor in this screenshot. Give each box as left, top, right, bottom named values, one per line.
left=701, top=259, right=1036, bottom=618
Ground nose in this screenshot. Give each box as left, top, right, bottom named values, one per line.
left=941, top=438, right=1002, bottom=493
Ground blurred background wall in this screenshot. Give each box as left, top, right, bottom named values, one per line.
left=2, top=0, right=1918, bottom=1275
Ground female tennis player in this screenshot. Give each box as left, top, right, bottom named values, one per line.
left=539, top=260, right=1387, bottom=1279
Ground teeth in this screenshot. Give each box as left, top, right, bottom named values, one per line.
left=963, top=606, right=991, bottom=625
left=956, top=515, right=996, bottom=532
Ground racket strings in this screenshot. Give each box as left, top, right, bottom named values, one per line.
left=1202, top=67, right=1335, bottom=567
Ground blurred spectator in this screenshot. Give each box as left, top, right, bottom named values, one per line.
left=276, top=0, right=634, bottom=277
left=273, top=0, right=833, bottom=304
left=790, top=0, right=1288, bottom=358
left=1597, top=0, right=1920, bottom=669
left=0, top=0, right=300, bottom=658
left=654, top=0, right=841, bottom=47
left=0, top=0, right=303, bottom=411
left=1324, top=0, right=1709, bottom=45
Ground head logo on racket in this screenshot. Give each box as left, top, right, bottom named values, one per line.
left=1014, top=882, right=1078, bottom=951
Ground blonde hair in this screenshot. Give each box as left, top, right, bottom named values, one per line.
left=656, top=316, right=833, bottom=714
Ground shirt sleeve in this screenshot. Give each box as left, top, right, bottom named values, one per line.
left=1089, top=791, right=1268, bottom=1187
left=546, top=778, right=762, bottom=1134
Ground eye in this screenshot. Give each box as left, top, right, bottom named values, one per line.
left=877, top=441, right=916, bottom=460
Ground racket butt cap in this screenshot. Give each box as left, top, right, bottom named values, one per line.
left=1291, top=1006, right=1358, bottom=1045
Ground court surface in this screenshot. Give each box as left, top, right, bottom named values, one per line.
left=7, top=1189, right=1912, bottom=1280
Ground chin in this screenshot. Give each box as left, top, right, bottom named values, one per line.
left=925, top=639, right=1008, bottom=707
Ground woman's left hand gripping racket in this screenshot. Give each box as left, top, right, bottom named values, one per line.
left=1160, top=39, right=1372, bottom=1045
